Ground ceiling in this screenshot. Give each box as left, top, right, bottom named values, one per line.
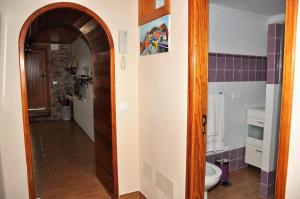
left=26, top=8, right=92, bottom=43
left=210, top=0, right=285, bottom=16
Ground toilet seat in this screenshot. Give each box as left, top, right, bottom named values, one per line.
left=206, top=162, right=222, bottom=179
left=205, top=162, right=222, bottom=199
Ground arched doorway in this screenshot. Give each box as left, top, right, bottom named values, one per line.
left=18, top=3, right=118, bottom=199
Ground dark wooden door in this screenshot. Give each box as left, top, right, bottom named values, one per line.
left=26, top=50, right=50, bottom=111
left=93, top=50, right=118, bottom=198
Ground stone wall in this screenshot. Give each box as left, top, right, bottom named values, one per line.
left=32, top=43, right=73, bottom=120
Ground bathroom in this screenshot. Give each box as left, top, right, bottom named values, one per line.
left=205, top=1, right=285, bottom=199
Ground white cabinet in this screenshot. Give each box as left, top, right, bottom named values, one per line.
left=245, top=137, right=263, bottom=168
left=245, top=106, right=265, bottom=168
left=247, top=106, right=265, bottom=128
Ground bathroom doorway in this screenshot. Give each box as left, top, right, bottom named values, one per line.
left=19, top=3, right=118, bottom=199
left=186, top=0, right=298, bottom=199
left=206, top=1, right=286, bottom=198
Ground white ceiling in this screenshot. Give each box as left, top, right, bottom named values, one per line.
left=210, top=0, right=285, bottom=16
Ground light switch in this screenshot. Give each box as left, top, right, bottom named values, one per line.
left=52, top=81, right=58, bottom=85
left=119, top=102, right=128, bottom=112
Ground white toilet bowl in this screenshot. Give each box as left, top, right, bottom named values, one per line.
left=205, top=162, right=222, bottom=199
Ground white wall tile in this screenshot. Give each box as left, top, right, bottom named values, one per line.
left=208, top=82, right=266, bottom=150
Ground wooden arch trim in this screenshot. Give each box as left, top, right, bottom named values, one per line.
left=18, top=2, right=118, bottom=199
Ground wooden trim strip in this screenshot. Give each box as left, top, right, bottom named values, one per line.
left=18, top=2, right=118, bottom=199
left=186, top=0, right=208, bottom=198
left=120, top=191, right=147, bottom=199
left=274, top=1, right=298, bottom=198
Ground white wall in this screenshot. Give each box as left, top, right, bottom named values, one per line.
left=208, top=4, right=268, bottom=151
left=0, top=12, right=6, bottom=198
left=139, top=0, right=188, bottom=198
left=268, top=14, right=285, bottom=24
left=0, top=0, right=139, bottom=198
left=71, top=37, right=95, bottom=142
left=0, top=11, right=4, bottom=199
left=0, top=149, right=5, bottom=199
left=285, top=2, right=300, bottom=197
left=209, top=4, right=269, bottom=56
left=209, top=82, right=266, bottom=150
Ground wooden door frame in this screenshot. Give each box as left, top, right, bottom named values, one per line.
left=186, top=0, right=298, bottom=198
left=186, top=0, right=208, bottom=198
left=18, top=3, right=118, bottom=199
left=275, top=0, right=298, bottom=198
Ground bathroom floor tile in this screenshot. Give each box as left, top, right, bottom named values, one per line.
left=208, top=166, right=262, bottom=199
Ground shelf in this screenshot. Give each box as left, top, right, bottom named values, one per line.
left=64, top=67, right=77, bottom=75
left=73, top=75, right=93, bottom=83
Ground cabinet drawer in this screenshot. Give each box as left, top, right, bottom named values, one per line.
left=246, top=137, right=263, bottom=148
left=245, top=144, right=262, bottom=168
left=247, top=117, right=265, bottom=127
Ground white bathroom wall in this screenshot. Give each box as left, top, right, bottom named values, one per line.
left=208, top=4, right=269, bottom=150
left=71, top=37, right=94, bottom=142
left=208, top=82, right=266, bottom=150
left=209, top=4, right=269, bottom=56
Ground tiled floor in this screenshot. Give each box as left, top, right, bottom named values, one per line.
left=30, top=120, right=261, bottom=199
left=208, top=166, right=261, bottom=199
left=30, top=121, right=111, bottom=199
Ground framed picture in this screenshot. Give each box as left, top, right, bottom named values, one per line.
left=140, top=15, right=169, bottom=56
left=139, top=0, right=170, bottom=25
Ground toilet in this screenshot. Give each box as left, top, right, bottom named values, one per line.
left=205, top=162, right=222, bottom=199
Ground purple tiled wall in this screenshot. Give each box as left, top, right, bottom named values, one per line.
left=260, top=170, right=276, bottom=199
left=266, top=23, right=284, bottom=84
left=209, top=53, right=267, bottom=82
left=206, top=147, right=246, bottom=172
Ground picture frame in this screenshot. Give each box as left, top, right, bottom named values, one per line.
left=140, top=15, right=170, bottom=56
left=139, top=0, right=171, bottom=25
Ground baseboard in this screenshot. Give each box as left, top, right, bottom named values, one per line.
left=120, top=191, right=147, bottom=199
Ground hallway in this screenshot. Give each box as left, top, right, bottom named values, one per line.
left=30, top=121, right=111, bottom=199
